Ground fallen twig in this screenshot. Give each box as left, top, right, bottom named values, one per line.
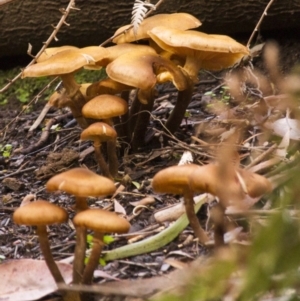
left=247, top=0, right=276, bottom=48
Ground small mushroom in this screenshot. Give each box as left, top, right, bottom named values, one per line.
left=22, top=46, right=109, bottom=128
left=73, top=209, right=130, bottom=284
left=152, top=164, right=209, bottom=244
left=82, top=95, right=128, bottom=177
left=80, top=122, right=117, bottom=179
left=46, top=167, right=116, bottom=284
left=106, top=52, right=188, bottom=150
left=13, top=200, right=78, bottom=301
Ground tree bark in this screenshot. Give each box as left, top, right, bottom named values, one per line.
left=0, top=0, right=299, bottom=58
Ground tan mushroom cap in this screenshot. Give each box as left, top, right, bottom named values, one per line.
left=188, top=164, right=240, bottom=197
left=152, top=164, right=201, bottom=195
left=37, top=46, right=79, bottom=63
left=106, top=53, right=188, bottom=94
left=148, top=26, right=249, bottom=79
left=73, top=209, right=130, bottom=233
left=238, top=169, right=272, bottom=198
left=86, top=78, right=133, bottom=99
left=113, top=13, right=201, bottom=44
left=82, top=94, right=128, bottom=120
left=22, top=47, right=109, bottom=78
left=46, top=167, right=116, bottom=197
left=13, top=200, right=68, bottom=226
left=80, top=122, right=117, bottom=142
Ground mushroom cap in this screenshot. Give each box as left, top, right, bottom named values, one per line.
left=237, top=169, right=272, bottom=198
left=73, top=209, right=130, bottom=233
left=106, top=44, right=157, bottom=62
left=113, top=13, right=201, bottom=44
left=80, top=122, right=117, bottom=142
left=46, top=167, right=116, bottom=197
left=22, top=47, right=108, bottom=78
left=13, top=200, right=68, bottom=226
left=148, top=26, right=249, bottom=70
left=152, top=164, right=201, bottom=195
left=106, top=53, right=188, bottom=92
left=82, top=94, right=128, bottom=120
left=37, top=46, right=79, bottom=63
left=86, top=78, right=133, bottom=98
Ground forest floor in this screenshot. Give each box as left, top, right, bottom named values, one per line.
left=1, top=31, right=300, bottom=301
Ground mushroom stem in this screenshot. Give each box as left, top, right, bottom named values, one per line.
left=36, top=226, right=65, bottom=284
left=60, top=73, right=89, bottom=129
left=107, top=139, right=119, bottom=177
left=72, top=226, right=87, bottom=285
left=131, top=89, right=155, bottom=151
left=37, top=226, right=81, bottom=301
left=73, top=196, right=88, bottom=285
left=82, top=232, right=105, bottom=285
left=129, top=92, right=141, bottom=136
left=210, top=202, right=226, bottom=247
left=183, top=56, right=203, bottom=83
left=164, top=77, right=194, bottom=139
left=183, top=190, right=209, bottom=244
left=94, top=141, right=112, bottom=179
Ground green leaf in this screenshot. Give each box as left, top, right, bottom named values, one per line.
left=103, top=235, right=115, bottom=244
left=132, top=181, right=141, bottom=189
left=99, top=257, right=106, bottom=266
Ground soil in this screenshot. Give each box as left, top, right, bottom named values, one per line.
left=1, top=30, right=300, bottom=301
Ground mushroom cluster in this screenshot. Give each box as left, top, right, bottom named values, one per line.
left=22, top=12, right=249, bottom=178
left=152, top=163, right=272, bottom=246
left=13, top=167, right=130, bottom=300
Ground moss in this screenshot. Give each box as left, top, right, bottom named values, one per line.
left=0, top=67, right=107, bottom=105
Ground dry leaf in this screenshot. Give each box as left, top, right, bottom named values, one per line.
left=129, top=196, right=156, bottom=207
left=264, top=117, right=300, bottom=140
left=114, top=199, right=127, bottom=216
left=0, top=259, right=72, bottom=301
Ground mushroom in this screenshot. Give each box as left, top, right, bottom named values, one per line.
left=22, top=46, right=109, bottom=128
left=106, top=52, right=188, bottom=150
left=148, top=26, right=249, bottom=82
left=152, top=164, right=209, bottom=244
left=73, top=208, right=130, bottom=284
left=82, top=94, right=128, bottom=177
left=13, top=200, right=78, bottom=301
left=148, top=27, right=249, bottom=136
left=113, top=13, right=201, bottom=46
left=86, top=78, right=133, bottom=100
left=80, top=122, right=117, bottom=179
left=46, top=167, right=116, bottom=284
left=188, top=163, right=272, bottom=246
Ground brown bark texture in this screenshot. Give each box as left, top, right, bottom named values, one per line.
left=0, top=0, right=299, bottom=58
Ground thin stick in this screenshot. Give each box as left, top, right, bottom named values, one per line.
left=0, top=0, right=77, bottom=93
left=247, top=0, right=276, bottom=48
left=100, top=0, right=165, bottom=47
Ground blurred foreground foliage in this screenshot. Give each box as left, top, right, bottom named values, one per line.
left=158, top=157, right=300, bottom=301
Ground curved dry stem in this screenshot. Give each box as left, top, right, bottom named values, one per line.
left=183, top=191, right=209, bottom=244
left=82, top=232, right=105, bottom=285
